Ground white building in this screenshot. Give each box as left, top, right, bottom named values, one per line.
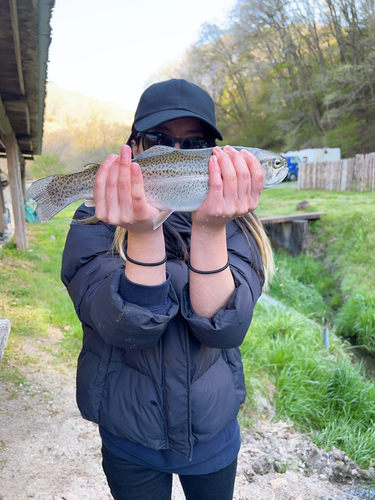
left=286, top=148, right=341, bottom=163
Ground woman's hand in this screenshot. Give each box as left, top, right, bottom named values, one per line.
left=192, top=145, right=265, bottom=231
left=94, top=145, right=160, bottom=234
left=94, top=145, right=166, bottom=285
left=189, top=146, right=264, bottom=316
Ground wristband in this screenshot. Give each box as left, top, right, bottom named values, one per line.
left=125, top=248, right=167, bottom=267
left=188, top=259, right=230, bottom=274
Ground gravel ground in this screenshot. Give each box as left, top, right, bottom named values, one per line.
left=331, top=488, right=375, bottom=500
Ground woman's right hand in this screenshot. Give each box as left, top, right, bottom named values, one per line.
left=93, top=145, right=160, bottom=234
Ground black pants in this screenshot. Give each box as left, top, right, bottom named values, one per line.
left=102, top=445, right=237, bottom=500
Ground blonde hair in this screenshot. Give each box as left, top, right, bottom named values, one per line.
left=109, top=212, right=274, bottom=289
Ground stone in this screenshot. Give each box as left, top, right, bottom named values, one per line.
left=268, top=478, right=288, bottom=489
left=297, top=201, right=310, bottom=210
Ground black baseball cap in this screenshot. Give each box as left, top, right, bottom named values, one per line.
left=126, top=79, right=223, bottom=144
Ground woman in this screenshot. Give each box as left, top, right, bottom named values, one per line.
left=61, top=79, right=274, bottom=500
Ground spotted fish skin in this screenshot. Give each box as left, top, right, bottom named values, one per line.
left=27, top=146, right=288, bottom=228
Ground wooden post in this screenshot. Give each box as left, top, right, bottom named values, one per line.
left=1, top=132, right=27, bottom=250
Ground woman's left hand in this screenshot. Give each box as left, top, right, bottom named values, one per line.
left=192, top=146, right=265, bottom=230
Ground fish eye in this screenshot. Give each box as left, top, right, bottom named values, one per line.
left=273, top=159, right=281, bottom=168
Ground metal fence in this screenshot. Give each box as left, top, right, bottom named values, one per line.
left=298, top=153, right=375, bottom=191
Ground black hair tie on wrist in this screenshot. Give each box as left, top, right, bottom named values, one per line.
left=188, top=259, right=230, bottom=274
left=125, top=249, right=167, bottom=267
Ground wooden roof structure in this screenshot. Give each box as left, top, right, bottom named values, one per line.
left=0, top=0, right=55, bottom=250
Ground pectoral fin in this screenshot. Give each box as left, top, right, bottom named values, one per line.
left=84, top=199, right=96, bottom=207
left=153, top=208, right=174, bottom=230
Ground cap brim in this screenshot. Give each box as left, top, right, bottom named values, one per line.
left=134, top=109, right=223, bottom=141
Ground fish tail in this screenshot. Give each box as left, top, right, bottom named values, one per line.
left=27, top=175, right=74, bottom=222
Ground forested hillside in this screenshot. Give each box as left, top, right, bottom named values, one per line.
left=152, top=0, right=375, bottom=157
left=30, top=0, right=374, bottom=178
left=28, top=83, right=133, bottom=178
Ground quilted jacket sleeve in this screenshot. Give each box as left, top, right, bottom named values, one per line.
left=180, top=221, right=264, bottom=349
left=61, top=205, right=179, bottom=350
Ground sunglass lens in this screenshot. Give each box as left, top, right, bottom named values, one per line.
left=181, top=138, right=216, bottom=149
left=143, top=134, right=157, bottom=150
left=158, top=133, right=174, bottom=147
left=144, top=133, right=174, bottom=149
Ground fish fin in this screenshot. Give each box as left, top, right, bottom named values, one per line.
left=27, top=175, right=68, bottom=222
left=83, top=163, right=100, bottom=170
left=133, top=146, right=175, bottom=161
left=153, top=208, right=174, bottom=230
left=84, top=199, right=96, bottom=207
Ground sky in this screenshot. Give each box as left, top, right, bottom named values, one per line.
left=47, top=0, right=236, bottom=113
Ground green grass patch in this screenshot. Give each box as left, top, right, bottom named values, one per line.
left=335, top=294, right=375, bottom=352
left=241, top=301, right=375, bottom=468
left=0, top=202, right=83, bottom=379
left=256, top=182, right=375, bottom=218
left=257, top=184, right=375, bottom=353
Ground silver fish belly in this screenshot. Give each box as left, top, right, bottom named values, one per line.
left=27, top=145, right=288, bottom=228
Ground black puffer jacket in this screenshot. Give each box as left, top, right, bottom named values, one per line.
left=61, top=206, right=264, bottom=459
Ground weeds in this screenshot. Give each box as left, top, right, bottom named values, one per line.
left=257, top=185, right=375, bottom=357
left=241, top=301, right=375, bottom=468
left=335, top=294, right=375, bottom=354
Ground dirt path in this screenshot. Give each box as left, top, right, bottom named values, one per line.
left=0, top=330, right=370, bottom=500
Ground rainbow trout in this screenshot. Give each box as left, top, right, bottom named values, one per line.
left=27, top=145, right=288, bottom=229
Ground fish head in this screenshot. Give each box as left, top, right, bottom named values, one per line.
left=258, top=151, right=289, bottom=188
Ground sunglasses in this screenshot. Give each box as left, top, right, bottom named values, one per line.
left=140, top=132, right=216, bottom=151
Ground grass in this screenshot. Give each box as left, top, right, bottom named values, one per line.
left=0, top=202, right=82, bottom=382
left=257, top=182, right=375, bottom=353
left=256, top=181, right=375, bottom=218
left=241, top=301, right=375, bottom=468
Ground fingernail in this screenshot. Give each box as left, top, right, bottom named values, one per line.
left=131, top=163, right=139, bottom=175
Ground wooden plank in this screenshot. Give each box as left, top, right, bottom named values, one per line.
left=9, top=0, right=25, bottom=95
left=348, top=157, right=355, bottom=191
left=312, top=162, right=317, bottom=190
left=340, top=160, right=349, bottom=191
left=334, top=160, right=341, bottom=191
left=259, top=212, right=326, bottom=224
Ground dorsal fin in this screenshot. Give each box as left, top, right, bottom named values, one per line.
left=83, top=163, right=101, bottom=170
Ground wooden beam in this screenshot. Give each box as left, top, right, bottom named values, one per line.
left=0, top=93, right=26, bottom=103
left=1, top=132, right=27, bottom=251
left=24, top=106, right=31, bottom=136
left=8, top=0, right=25, bottom=95
left=259, top=212, right=326, bottom=224
left=2, top=98, right=31, bottom=137
left=0, top=98, right=13, bottom=136
left=1, top=96, right=28, bottom=108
